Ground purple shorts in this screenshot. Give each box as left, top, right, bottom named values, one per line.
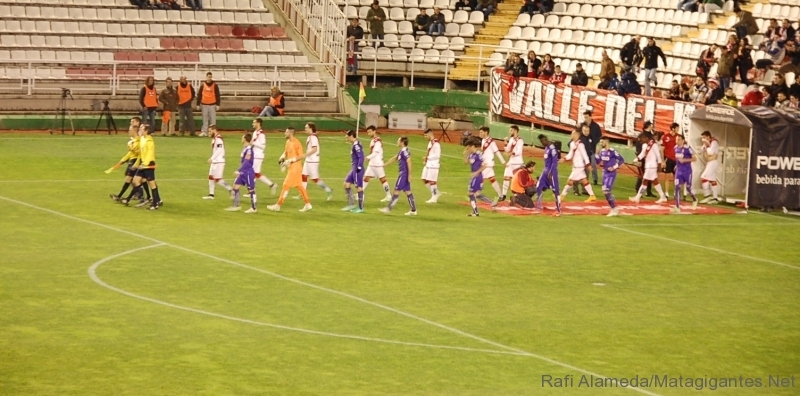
left=675, top=170, right=692, bottom=186
left=235, top=171, right=255, bottom=190
left=602, top=172, right=617, bottom=192
left=536, top=170, right=559, bottom=192
left=345, top=168, right=364, bottom=187
left=468, top=176, right=483, bottom=193
left=394, top=174, right=411, bottom=192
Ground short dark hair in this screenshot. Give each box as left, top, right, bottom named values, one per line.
left=676, top=134, right=685, bottom=140
left=423, top=128, right=433, bottom=134
left=346, top=129, right=357, bottom=137
left=286, top=127, right=295, bottom=134
left=465, top=137, right=481, bottom=147
left=206, top=72, right=212, bottom=77
left=643, top=120, right=653, bottom=130
left=143, top=124, right=152, bottom=134
left=132, top=117, right=141, bottom=123
left=583, top=110, right=592, bottom=116
left=306, top=122, right=316, bottom=133
left=244, top=133, right=252, bottom=142
left=600, top=136, right=610, bottom=141
left=478, top=126, right=490, bottom=133
left=366, top=125, right=377, bottom=131
left=701, top=130, right=712, bottom=138
left=525, top=160, right=536, bottom=169
left=399, top=136, right=409, bottom=146
left=509, top=125, right=519, bottom=132
left=537, top=134, right=547, bottom=140
left=670, top=122, right=680, bottom=130
left=254, top=118, right=263, bottom=126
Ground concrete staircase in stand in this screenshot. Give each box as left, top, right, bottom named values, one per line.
left=449, top=0, right=524, bottom=81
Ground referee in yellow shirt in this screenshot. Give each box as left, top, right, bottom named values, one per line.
left=121, top=125, right=163, bottom=210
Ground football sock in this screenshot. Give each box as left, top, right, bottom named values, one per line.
left=554, top=193, right=562, bottom=212
left=388, top=194, right=399, bottom=209
left=605, top=192, right=616, bottom=208
left=711, top=182, right=720, bottom=199
left=584, top=183, right=595, bottom=196
left=502, top=180, right=510, bottom=196
left=125, top=185, right=140, bottom=201
left=142, top=183, right=151, bottom=200
left=208, top=180, right=215, bottom=195
left=674, top=185, right=681, bottom=208
left=491, top=181, right=502, bottom=197
left=687, top=185, right=697, bottom=201
left=118, top=182, right=131, bottom=197
left=362, top=180, right=369, bottom=190
left=316, top=180, right=331, bottom=192
left=150, top=186, right=161, bottom=203
left=702, top=181, right=711, bottom=197
left=469, top=195, right=478, bottom=214
left=345, top=187, right=354, bottom=206
left=233, top=189, right=240, bottom=207
left=249, top=189, right=256, bottom=209
left=357, top=191, right=364, bottom=210
left=298, top=186, right=310, bottom=204
left=431, top=184, right=439, bottom=197
left=258, top=175, right=274, bottom=187
left=654, top=183, right=665, bottom=198
left=217, top=179, right=231, bottom=191
left=561, top=185, right=572, bottom=196
left=407, top=194, right=417, bottom=212
left=478, top=194, right=493, bottom=204
left=382, top=180, right=390, bottom=195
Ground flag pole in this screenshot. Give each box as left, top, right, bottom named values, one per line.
left=355, top=99, right=361, bottom=139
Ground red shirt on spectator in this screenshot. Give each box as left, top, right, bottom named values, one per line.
left=551, top=72, right=566, bottom=84
left=741, top=90, right=764, bottom=106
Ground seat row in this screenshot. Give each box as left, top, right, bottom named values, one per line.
left=1, top=50, right=311, bottom=69
left=357, top=35, right=466, bottom=51
left=353, top=20, right=475, bottom=37
left=336, top=0, right=457, bottom=10
left=0, top=67, right=324, bottom=85
left=507, top=22, right=683, bottom=42
left=553, top=0, right=680, bottom=11
left=485, top=54, right=602, bottom=76
left=0, top=35, right=257, bottom=52
left=360, top=47, right=457, bottom=64
left=550, top=5, right=708, bottom=26
left=196, top=53, right=311, bottom=67
left=0, top=7, right=275, bottom=25
left=750, top=3, right=800, bottom=20
left=0, top=0, right=264, bottom=10
left=343, top=6, right=483, bottom=24
left=501, top=31, right=636, bottom=52
left=0, top=21, right=283, bottom=37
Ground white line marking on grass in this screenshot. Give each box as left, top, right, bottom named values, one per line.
left=602, top=224, right=800, bottom=271
left=0, top=178, right=207, bottom=183
left=601, top=222, right=800, bottom=227
left=88, top=244, right=527, bottom=357
left=1, top=194, right=661, bottom=396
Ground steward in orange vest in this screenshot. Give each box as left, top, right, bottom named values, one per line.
left=196, top=75, right=221, bottom=107
left=259, top=86, right=285, bottom=117
left=510, top=161, right=537, bottom=208
left=139, top=77, right=158, bottom=110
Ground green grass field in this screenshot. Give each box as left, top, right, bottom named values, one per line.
left=1, top=132, right=799, bottom=396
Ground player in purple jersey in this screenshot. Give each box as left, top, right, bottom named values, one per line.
left=225, top=133, right=257, bottom=214
left=464, top=137, right=493, bottom=217
left=379, top=136, right=418, bottom=216
left=595, top=137, right=625, bottom=217
left=671, top=134, right=698, bottom=214
left=343, top=130, right=366, bottom=213
left=534, top=134, right=563, bottom=216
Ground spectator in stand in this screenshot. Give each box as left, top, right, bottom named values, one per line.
left=678, top=82, right=691, bottom=101
left=475, top=0, right=496, bottom=21
left=777, top=19, right=796, bottom=49
left=455, top=0, right=476, bottom=11
left=504, top=53, right=526, bottom=90
left=698, top=0, right=722, bottom=13
left=761, top=19, right=781, bottom=54
left=790, top=73, right=800, bottom=100
left=724, top=34, right=738, bottom=53
left=731, top=7, right=758, bottom=40
left=696, top=44, right=718, bottom=80
left=766, top=73, right=788, bottom=107
left=598, top=50, right=616, bottom=89
left=346, top=19, right=364, bottom=74
left=789, top=94, right=799, bottom=109
left=197, top=72, right=220, bottom=137
left=716, top=46, right=734, bottom=92
left=676, top=0, right=697, bottom=11
left=733, top=38, right=753, bottom=85
left=617, top=70, right=641, bottom=96
left=159, top=77, right=178, bottom=136
left=667, top=80, right=682, bottom=100
left=139, top=76, right=158, bottom=134
left=607, top=73, right=620, bottom=91
left=641, top=38, right=667, bottom=96
left=539, top=0, right=553, bottom=13
left=740, top=85, right=764, bottom=106
left=720, top=87, right=739, bottom=107
left=413, top=9, right=429, bottom=37
left=519, top=0, right=541, bottom=15
left=620, top=35, right=640, bottom=72
left=185, top=0, right=202, bottom=10
left=176, top=76, right=196, bottom=137
left=428, top=7, right=445, bottom=36
left=774, top=92, right=790, bottom=109
left=366, top=1, right=386, bottom=48
left=690, top=76, right=708, bottom=103
left=157, top=0, right=180, bottom=9
left=571, top=63, right=589, bottom=87
left=259, top=86, right=285, bottom=117
left=551, top=65, right=567, bottom=84
left=581, top=111, right=602, bottom=185
left=704, top=78, right=724, bottom=105
left=538, top=54, right=555, bottom=80
left=778, top=39, right=800, bottom=75
left=526, top=50, right=541, bottom=78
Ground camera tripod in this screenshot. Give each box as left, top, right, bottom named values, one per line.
left=94, top=100, right=118, bottom=135
left=50, top=88, right=75, bottom=135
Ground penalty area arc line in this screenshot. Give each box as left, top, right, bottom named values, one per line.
left=0, top=194, right=661, bottom=396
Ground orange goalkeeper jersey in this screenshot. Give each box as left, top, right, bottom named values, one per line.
left=283, top=136, right=304, bottom=186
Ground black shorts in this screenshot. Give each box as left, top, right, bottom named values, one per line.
left=124, top=160, right=138, bottom=177
left=139, top=168, right=156, bottom=181
left=664, top=158, right=676, bottom=174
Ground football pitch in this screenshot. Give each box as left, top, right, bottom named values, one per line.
left=1, top=132, right=799, bottom=396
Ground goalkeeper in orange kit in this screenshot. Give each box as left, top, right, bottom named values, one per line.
left=267, top=127, right=312, bottom=212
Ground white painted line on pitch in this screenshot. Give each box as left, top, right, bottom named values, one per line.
left=602, top=224, right=800, bottom=271
left=0, top=194, right=661, bottom=396
left=88, top=244, right=527, bottom=357
left=601, top=222, right=800, bottom=227
left=0, top=178, right=207, bottom=183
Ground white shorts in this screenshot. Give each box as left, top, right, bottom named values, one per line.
left=568, top=167, right=587, bottom=181
left=481, top=167, right=496, bottom=179
left=504, top=163, right=522, bottom=178
left=303, top=161, right=320, bottom=179
left=252, top=158, right=264, bottom=174
left=643, top=168, right=658, bottom=181
left=701, top=160, right=718, bottom=182
left=365, top=165, right=386, bottom=179
left=421, top=166, right=439, bottom=182
left=209, top=163, right=225, bottom=179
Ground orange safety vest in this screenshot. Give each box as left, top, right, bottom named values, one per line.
left=269, top=93, right=284, bottom=115
left=510, top=167, right=528, bottom=194
left=201, top=82, right=217, bottom=105
left=177, top=83, right=192, bottom=105
left=143, top=85, right=158, bottom=108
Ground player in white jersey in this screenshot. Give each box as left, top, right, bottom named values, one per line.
left=477, top=126, right=506, bottom=200
left=630, top=131, right=667, bottom=203
left=202, top=125, right=232, bottom=199
left=501, top=125, right=524, bottom=201
left=421, top=128, right=441, bottom=203
left=250, top=118, right=278, bottom=196
left=699, top=130, right=720, bottom=204
left=296, top=122, right=333, bottom=200
left=560, top=130, right=597, bottom=202
left=362, top=126, right=393, bottom=202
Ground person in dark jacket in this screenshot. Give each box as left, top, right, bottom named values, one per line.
left=617, top=71, right=641, bottom=96
left=620, top=35, right=641, bottom=72
left=413, top=9, right=429, bottom=36
left=366, top=1, right=386, bottom=48
left=778, top=39, right=800, bottom=75
left=667, top=80, right=682, bottom=100
left=538, top=54, right=555, bottom=80
left=704, top=79, right=724, bottom=105
left=641, top=38, right=666, bottom=96
left=731, top=8, right=758, bottom=40
left=427, top=7, right=445, bottom=36
left=733, top=38, right=753, bottom=85
left=571, top=63, right=589, bottom=87
left=454, top=0, right=477, bottom=11
left=519, top=0, right=540, bottom=15
left=716, top=46, right=734, bottom=92
left=789, top=73, right=800, bottom=101
left=526, top=50, right=542, bottom=78
left=581, top=111, right=602, bottom=185
left=346, top=18, right=364, bottom=73
left=766, top=73, right=789, bottom=107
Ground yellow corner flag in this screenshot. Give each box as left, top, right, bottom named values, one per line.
left=358, top=82, right=366, bottom=104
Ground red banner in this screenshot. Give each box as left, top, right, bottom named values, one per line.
left=489, top=70, right=703, bottom=139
